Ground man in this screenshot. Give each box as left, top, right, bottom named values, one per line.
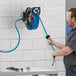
left=48, top=8, right=76, bottom=76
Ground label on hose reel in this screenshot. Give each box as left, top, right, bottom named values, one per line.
left=23, top=7, right=41, bottom=30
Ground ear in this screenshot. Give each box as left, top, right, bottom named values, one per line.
left=71, top=17, right=76, bottom=22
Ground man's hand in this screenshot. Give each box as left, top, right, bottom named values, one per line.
left=52, top=52, right=57, bottom=56
left=47, top=38, right=65, bottom=49
left=47, top=38, right=54, bottom=45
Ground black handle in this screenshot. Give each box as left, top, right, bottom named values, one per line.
left=6, top=67, right=19, bottom=71
left=46, top=35, right=50, bottom=39
left=52, top=56, right=55, bottom=66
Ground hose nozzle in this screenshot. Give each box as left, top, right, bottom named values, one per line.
left=52, top=56, right=55, bottom=66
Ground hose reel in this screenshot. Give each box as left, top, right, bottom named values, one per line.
left=23, top=7, right=41, bottom=30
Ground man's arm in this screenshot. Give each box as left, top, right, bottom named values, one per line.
left=48, top=38, right=65, bottom=49
left=52, top=41, right=65, bottom=49
left=53, top=46, right=73, bottom=56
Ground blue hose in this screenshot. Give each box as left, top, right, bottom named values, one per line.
left=37, top=13, right=55, bottom=51
left=0, top=18, right=22, bottom=53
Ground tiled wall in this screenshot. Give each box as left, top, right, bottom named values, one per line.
left=0, top=0, right=65, bottom=76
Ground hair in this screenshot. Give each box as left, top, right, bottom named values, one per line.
left=68, top=8, right=76, bottom=19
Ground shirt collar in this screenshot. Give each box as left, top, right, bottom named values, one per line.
left=71, top=27, right=76, bottom=32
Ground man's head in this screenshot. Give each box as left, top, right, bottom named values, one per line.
left=67, top=8, right=76, bottom=27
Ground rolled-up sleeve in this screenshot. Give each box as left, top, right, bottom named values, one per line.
left=66, top=35, right=76, bottom=51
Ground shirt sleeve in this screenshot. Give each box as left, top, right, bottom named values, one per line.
left=66, top=35, right=76, bottom=51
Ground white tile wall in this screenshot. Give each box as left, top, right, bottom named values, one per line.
left=0, top=6, right=21, bottom=16
left=33, top=39, right=49, bottom=50
left=0, top=0, right=65, bottom=76
left=0, top=50, right=22, bottom=61
left=0, top=40, right=10, bottom=50
left=0, top=0, right=10, bottom=5
left=23, top=50, right=45, bottom=61
left=0, top=62, right=12, bottom=69
left=34, top=61, right=53, bottom=69
left=10, top=61, right=34, bottom=68
left=0, top=17, right=11, bottom=28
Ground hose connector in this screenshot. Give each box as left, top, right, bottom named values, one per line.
left=46, top=35, right=50, bottom=39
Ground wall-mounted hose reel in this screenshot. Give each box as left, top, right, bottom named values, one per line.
left=23, top=7, right=40, bottom=30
